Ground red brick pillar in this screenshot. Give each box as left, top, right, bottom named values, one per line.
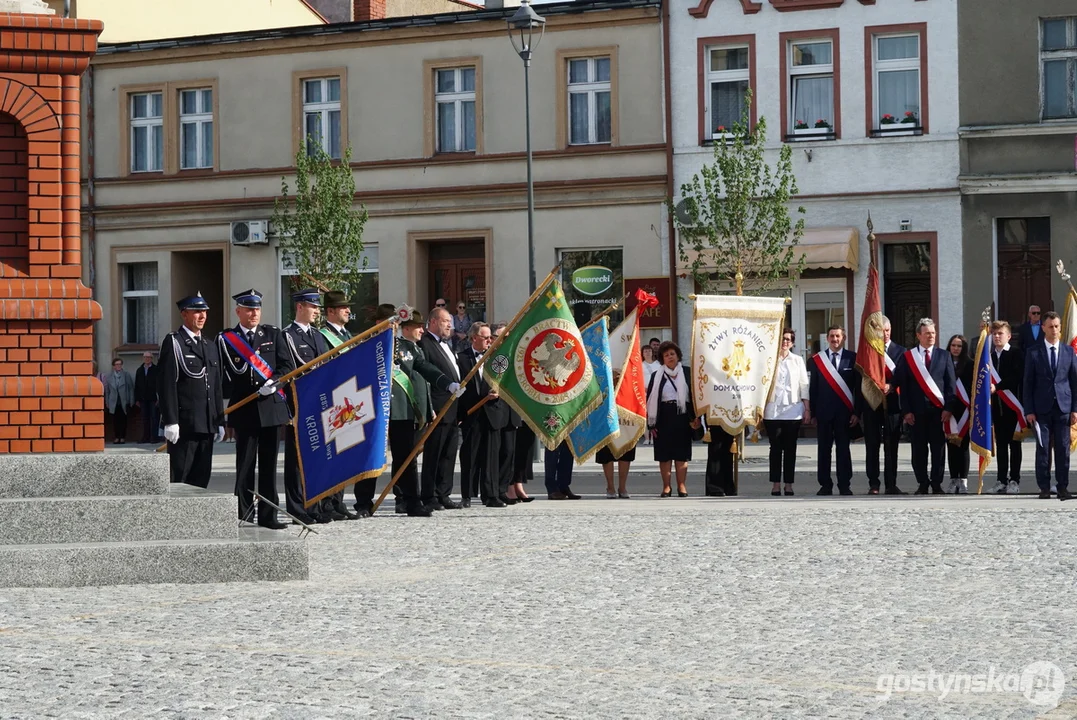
left=0, top=13, right=104, bottom=453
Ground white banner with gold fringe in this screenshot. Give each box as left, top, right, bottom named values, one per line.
left=691, top=295, right=786, bottom=435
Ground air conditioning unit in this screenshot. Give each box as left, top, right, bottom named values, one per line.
left=230, top=220, right=269, bottom=246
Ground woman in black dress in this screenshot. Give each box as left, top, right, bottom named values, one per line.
left=646, top=341, right=700, bottom=497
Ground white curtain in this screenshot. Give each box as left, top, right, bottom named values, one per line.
left=569, top=92, right=589, bottom=144
left=878, top=70, right=919, bottom=120
left=792, top=76, right=833, bottom=128
left=711, top=80, right=747, bottom=131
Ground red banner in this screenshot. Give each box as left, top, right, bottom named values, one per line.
left=855, top=260, right=887, bottom=408
left=624, top=277, right=671, bottom=329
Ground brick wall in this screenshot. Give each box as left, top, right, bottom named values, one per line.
left=353, top=0, right=386, bottom=20
left=0, top=13, right=104, bottom=454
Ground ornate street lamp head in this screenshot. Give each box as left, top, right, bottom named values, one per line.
left=507, top=0, right=546, bottom=62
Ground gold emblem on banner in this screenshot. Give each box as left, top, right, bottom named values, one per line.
left=721, top=340, right=751, bottom=379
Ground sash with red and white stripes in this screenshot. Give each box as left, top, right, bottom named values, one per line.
left=883, top=351, right=896, bottom=380
left=905, top=348, right=945, bottom=409
left=221, top=329, right=284, bottom=398
left=812, top=352, right=854, bottom=412
left=948, top=381, right=969, bottom=437
left=989, top=364, right=1028, bottom=431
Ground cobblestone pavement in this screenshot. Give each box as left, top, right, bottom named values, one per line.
left=3, top=479, right=1077, bottom=718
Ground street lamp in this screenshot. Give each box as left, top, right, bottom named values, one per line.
left=507, top=0, right=545, bottom=293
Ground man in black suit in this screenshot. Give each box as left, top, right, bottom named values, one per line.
left=861, top=316, right=907, bottom=494
left=217, top=288, right=294, bottom=529
left=809, top=325, right=861, bottom=495
left=418, top=305, right=465, bottom=510
left=1015, top=305, right=1045, bottom=355
left=989, top=320, right=1025, bottom=494
left=893, top=318, right=957, bottom=494
left=157, top=292, right=224, bottom=489
left=1022, top=311, right=1077, bottom=500
left=282, top=288, right=333, bottom=524
left=457, top=322, right=511, bottom=507
left=133, top=351, right=159, bottom=443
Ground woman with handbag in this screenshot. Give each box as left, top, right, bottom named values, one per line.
left=647, top=341, right=700, bottom=497
left=105, top=357, right=135, bottom=444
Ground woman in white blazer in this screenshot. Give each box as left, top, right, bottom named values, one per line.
left=763, top=329, right=810, bottom=496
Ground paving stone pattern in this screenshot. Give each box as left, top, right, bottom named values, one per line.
left=1, top=491, right=1076, bottom=718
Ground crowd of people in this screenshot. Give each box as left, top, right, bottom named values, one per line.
left=148, top=289, right=1077, bottom=529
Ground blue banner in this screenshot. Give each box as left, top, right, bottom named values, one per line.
left=567, top=316, right=618, bottom=463
left=290, top=326, right=393, bottom=506
left=969, top=327, right=994, bottom=487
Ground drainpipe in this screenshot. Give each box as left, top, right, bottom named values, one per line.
left=661, top=0, right=678, bottom=342
left=64, top=0, right=70, bottom=18
left=86, top=65, right=96, bottom=294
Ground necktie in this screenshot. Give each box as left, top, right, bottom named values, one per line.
left=831, top=351, right=838, bottom=368
left=925, top=349, right=931, bottom=366
left=246, top=330, right=254, bottom=346
left=1051, top=346, right=1057, bottom=374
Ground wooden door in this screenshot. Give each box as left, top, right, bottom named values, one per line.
left=430, top=259, right=487, bottom=322
left=997, top=218, right=1052, bottom=326
left=883, top=243, right=931, bottom=349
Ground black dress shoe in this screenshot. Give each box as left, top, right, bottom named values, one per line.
left=868, top=488, right=880, bottom=495
left=839, top=488, right=854, bottom=496
left=678, top=491, right=688, bottom=497
left=884, top=487, right=907, bottom=495
left=309, top=513, right=332, bottom=524
left=563, top=490, right=582, bottom=500
left=1058, top=488, right=1074, bottom=501
left=407, top=506, right=433, bottom=517
left=484, top=498, right=506, bottom=507
left=258, top=520, right=288, bottom=530
left=354, top=507, right=372, bottom=518
left=326, top=509, right=348, bottom=521
left=337, top=506, right=359, bottom=520
left=771, top=490, right=782, bottom=496
left=395, top=503, right=408, bottom=514
left=660, top=490, right=672, bottom=497
left=706, top=489, right=725, bottom=497
left=817, top=488, right=833, bottom=496
left=784, top=489, right=794, bottom=496
left=499, top=496, right=517, bottom=505
left=930, top=484, right=944, bottom=494
left=291, top=513, right=314, bottom=525
left=1040, top=491, right=1053, bottom=499
left=440, top=499, right=461, bottom=509
left=548, top=492, right=567, bottom=500
left=517, top=496, right=535, bottom=503
left=460, top=498, right=472, bottom=508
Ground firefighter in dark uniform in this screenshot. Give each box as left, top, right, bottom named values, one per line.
left=375, top=304, right=462, bottom=516
left=281, top=288, right=334, bottom=524
left=158, top=292, right=224, bottom=489
left=317, top=290, right=360, bottom=520
left=217, top=288, right=294, bottom=529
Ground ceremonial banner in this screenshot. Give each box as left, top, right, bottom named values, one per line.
left=605, top=299, right=651, bottom=458
left=290, top=326, right=393, bottom=506
left=969, top=326, right=994, bottom=487
left=1064, top=287, right=1077, bottom=353
left=856, top=251, right=888, bottom=410
left=567, top=317, right=619, bottom=463
left=691, top=294, right=786, bottom=434
left=486, top=277, right=604, bottom=451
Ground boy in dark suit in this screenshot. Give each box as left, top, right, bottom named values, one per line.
left=1022, top=311, right=1077, bottom=499
left=809, top=325, right=861, bottom=495
left=892, top=318, right=958, bottom=494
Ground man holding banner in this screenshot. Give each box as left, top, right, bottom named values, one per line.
left=809, top=325, right=861, bottom=496
left=894, top=318, right=957, bottom=495
left=989, top=321, right=1025, bottom=494
left=317, top=290, right=360, bottom=520
left=217, top=288, right=293, bottom=529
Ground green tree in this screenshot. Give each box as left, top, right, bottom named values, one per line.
left=273, top=142, right=369, bottom=301
left=672, top=94, right=805, bottom=296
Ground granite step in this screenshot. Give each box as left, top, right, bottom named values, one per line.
left=0, top=526, right=309, bottom=587
left=0, top=453, right=170, bottom=499
left=0, top=483, right=237, bottom=545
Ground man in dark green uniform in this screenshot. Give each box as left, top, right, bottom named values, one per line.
left=375, top=304, right=461, bottom=516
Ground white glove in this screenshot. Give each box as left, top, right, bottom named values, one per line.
left=163, top=424, right=180, bottom=444
left=448, top=382, right=466, bottom=398
left=258, top=380, right=277, bottom=397
left=215, top=426, right=225, bottom=443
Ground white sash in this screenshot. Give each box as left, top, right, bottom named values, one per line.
left=883, top=351, right=896, bottom=379
left=813, top=352, right=854, bottom=411
left=949, top=380, right=969, bottom=436
left=905, top=349, right=945, bottom=409
left=989, top=364, right=1028, bottom=430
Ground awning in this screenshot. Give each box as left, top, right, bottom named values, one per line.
left=677, top=226, right=859, bottom=273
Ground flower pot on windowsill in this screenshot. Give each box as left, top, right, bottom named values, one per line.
left=790, top=127, right=833, bottom=140
left=712, top=131, right=737, bottom=143
left=872, top=124, right=923, bottom=138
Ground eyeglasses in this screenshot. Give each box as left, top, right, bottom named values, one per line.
left=435, top=303, right=446, bottom=307
left=458, top=306, right=466, bottom=310
left=782, top=337, right=794, bottom=343
left=1030, top=311, right=1041, bottom=315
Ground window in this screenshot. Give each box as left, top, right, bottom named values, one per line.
left=788, top=39, right=835, bottom=136
left=1042, top=17, right=1077, bottom=119
left=434, top=67, right=477, bottom=153
left=121, top=262, right=158, bottom=345
left=874, top=36, right=920, bottom=127
left=129, top=92, right=163, bottom=173
left=179, top=88, right=214, bottom=169
left=279, top=247, right=379, bottom=333
left=567, top=56, right=612, bottom=145
left=706, top=46, right=750, bottom=138
left=303, top=77, right=342, bottom=158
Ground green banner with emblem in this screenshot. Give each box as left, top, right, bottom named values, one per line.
left=485, top=277, right=604, bottom=451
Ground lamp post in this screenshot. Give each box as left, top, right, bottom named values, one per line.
left=507, top=0, right=545, bottom=294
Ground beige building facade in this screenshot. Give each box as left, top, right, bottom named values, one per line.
left=83, top=0, right=668, bottom=366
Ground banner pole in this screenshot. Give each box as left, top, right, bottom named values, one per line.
left=371, top=263, right=562, bottom=512
left=155, top=317, right=396, bottom=453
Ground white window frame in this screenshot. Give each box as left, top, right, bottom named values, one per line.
left=788, top=39, right=835, bottom=134
left=567, top=56, right=612, bottom=146
left=278, top=247, right=378, bottom=326
left=706, top=45, right=750, bottom=139
left=872, top=34, right=921, bottom=129
left=120, top=262, right=159, bottom=346
left=179, top=88, right=214, bottom=170
left=302, top=77, right=342, bottom=158
left=129, top=92, right=163, bottom=173
left=434, top=67, right=476, bottom=153
left=1041, top=16, right=1077, bottom=119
